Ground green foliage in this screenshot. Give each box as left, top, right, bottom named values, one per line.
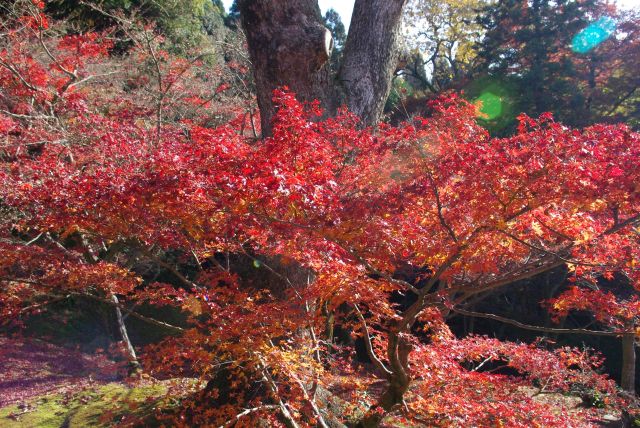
left=385, top=77, right=414, bottom=113
left=45, top=0, right=227, bottom=51
left=474, top=0, right=639, bottom=130
left=477, top=0, right=589, bottom=123
left=225, top=0, right=240, bottom=27
left=324, top=8, right=347, bottom=51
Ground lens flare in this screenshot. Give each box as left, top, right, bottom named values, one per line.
left=572, top=16, right=616, bottom=54
left=474, top=92, right=503, bottom=120
left=465, top=78, right=515, bottom=132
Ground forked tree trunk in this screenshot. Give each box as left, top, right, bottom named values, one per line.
left=621, top=332, right=636, bottom=394
left=356, top=330, right=412, bottom=428
left=337, top=0, right=406, bottom=126
left=238, top=0, right=407, bottom=135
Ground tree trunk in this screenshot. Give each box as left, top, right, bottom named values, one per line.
left=79, top=233, right=140, bottom=374
left=112, top=294, right=141, bottom=374
left=238, top=0, right=335, bottom=135
left=337, top=0, right=406, bottom=126
left=621, top=332, right=636, bottom=394
left=356, top=329, right=411, bottom=428
left=238, top=0, right=407, bottom=135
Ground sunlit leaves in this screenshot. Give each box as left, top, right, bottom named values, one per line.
left=0, top=5, right=639, bottom=425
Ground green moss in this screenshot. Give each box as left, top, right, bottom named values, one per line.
left=0, top=382, right=167, bottom=428
left=0, top=396, right=66, bottom=428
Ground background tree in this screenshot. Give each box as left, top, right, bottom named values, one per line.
left=475, top=0, right=639, bottom=131
left=45, top=0, right=226, bottom=51
left=581, top=9, right=640, bottom=128
left=323, top=8, right=346, bottom=72
left=402, top=0, right=486, bottom=93
left=224, top=0, right=241, bottom=27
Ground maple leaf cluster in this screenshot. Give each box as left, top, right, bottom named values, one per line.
left=1, top=3, right=639, bottom=426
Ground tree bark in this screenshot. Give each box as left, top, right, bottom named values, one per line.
left=337, top=0, right=406, bottom=126
left=238, top=0, right=335, bottom=135
left=356, top=328, right=411, bottom=428
left=238, top=0, right=407, bottom=135
left=621, top=332, right=636, bottom=394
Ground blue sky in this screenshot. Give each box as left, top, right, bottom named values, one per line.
left=317, top=0, right=354, bottom=28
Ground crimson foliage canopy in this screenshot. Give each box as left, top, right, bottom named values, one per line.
left=1, top=3, right=639, bottom=427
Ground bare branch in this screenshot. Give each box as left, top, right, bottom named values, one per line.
left=498, top=230, right=605, bottom=268
left=451, top=307, right=621, bottom=337
left=354, top=304, right=393, bottom=376
left=428, top=172, right=457, bottom=243
left=289, top=371, right=330, bottom=428
left=347, top=247, right=420, bottom=295
left=256, top=354, right=300, bottom=428
left=218, top=405, right=279, bottom=428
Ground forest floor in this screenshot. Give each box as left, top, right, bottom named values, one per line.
left=0, top=336, right=626, bottom=427
left=0, top=336, right=195, bottom=427
left=0, top=336, right=121, bottom=408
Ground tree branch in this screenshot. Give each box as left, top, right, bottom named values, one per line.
left=451, top=307, right=621, bottom=337
left=256, top=354, right=300, bottom=428
left=80, top=292, right=184, bottom=332
left=218, top=405, right=279, bottom=428
left=1, top=277, right=185, bottom=332
left=498, top=230, right=604, bottom=268
left=354, top=304, right=393, bottom=376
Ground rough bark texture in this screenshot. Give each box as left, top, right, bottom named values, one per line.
left=338, top=0, right=406, bottom=126
left=238, top=0, right=407, bottom=135
left=238, top=0, right=335, bottom=135
left=621, top=332, right=636, bottom=393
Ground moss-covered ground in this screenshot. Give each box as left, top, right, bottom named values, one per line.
left=0, top=382, right=170, bottom=427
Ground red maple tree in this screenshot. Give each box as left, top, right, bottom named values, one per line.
left=1, top=3, right=639, bottom=427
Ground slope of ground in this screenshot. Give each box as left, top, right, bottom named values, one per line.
left=0, top=336, right=197, bottom=427
left=0, top=336, right=122, bottom=408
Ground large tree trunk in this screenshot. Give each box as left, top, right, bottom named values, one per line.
left=337, top=0, right=406, bottom=126
left=238, top=0, right=335, bottom=135
left=238, top=0, right=407, bottom=135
